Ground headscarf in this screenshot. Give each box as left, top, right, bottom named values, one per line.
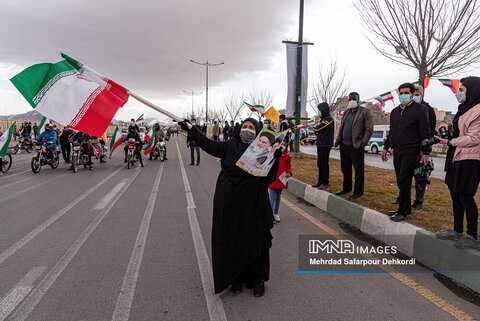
left=317, top=102, right=330, bottom=117
left=231, top=117, right=261, bottom=139
left=452, top=76, right=480, bottom=137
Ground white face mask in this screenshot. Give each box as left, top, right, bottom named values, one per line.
left=455, top=91, right=466, bottom=103
left=348, top=101, right=358, bottom=109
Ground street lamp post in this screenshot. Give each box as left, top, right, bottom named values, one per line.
left=183, top=90, right=203, bottom=118
left=189, top=60, right=224, bottom=123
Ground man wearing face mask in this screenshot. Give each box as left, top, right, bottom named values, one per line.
left=186, top=117, right=202, bottom=166
left=179, top=117, right=282, bottom=297
left=334, top=92, right=374, bottom=200
left=312, top=102, right=334, bottom=189
left=382, top=83, right=431, bottom=222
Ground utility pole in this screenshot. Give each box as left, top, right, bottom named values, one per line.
left=189, top=60, right=224, bottom=123
left=183, top=90, right=203, bottom=118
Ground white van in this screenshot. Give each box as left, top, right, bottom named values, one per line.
left=364, top=125, right=389, bottom=154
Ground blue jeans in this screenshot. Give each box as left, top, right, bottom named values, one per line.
left=46, top=144, right=55, bottom=160
left=269, top=188, right=283, bottom=214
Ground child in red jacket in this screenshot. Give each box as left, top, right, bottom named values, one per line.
left=269, top=142, right=292, bottom=223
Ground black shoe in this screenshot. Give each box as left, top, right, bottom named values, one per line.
left=391, top=197, right=399, bottom=205
left=100, top=159, right=106, bottom=164
left=196, top=163, right=199, bottom=166
left=412, top=201, right=423, bottom=210
left=318, top=184, right=329, bottom=190
left=335, top=190, right=350, bottom=196
left=164, top=157, right=168, bottom=160
left=347, top=194, right=362, bottom=200
left=231, top=279, right=243, bottom=294
left=189, top=163, right=194, bottom=165
left=390, top=213, right=407, bottom=222
left=388, top=210, right=411, bottom=216
left=253, top=279, right=265, bottom=297
left=312, top=182, right=322, bottom=188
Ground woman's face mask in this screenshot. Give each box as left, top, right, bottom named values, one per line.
left=240, top=128, right=256, bottom=143
left=317, top=110, right=322, bottom=117
left=455, top=91, right=466, bottom=103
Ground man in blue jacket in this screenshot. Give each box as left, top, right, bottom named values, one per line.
left=35, top=123, right=57, bottom=160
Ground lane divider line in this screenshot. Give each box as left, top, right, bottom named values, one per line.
left=111, top=163, right=164, bottom=321
left=282, top=198, right=474, bottom=321
left=0, top=166, right=124, bottom=265
left=9, top=164, right=147, bottom=321
left=175, top=141, right=227, bottom=321
left=94, top=179, right=128, bottom=210
left=0, top=267, right=46, bottom=321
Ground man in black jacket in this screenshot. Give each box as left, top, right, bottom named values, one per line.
left=60, top=128, right=73, bottom=163
left=312, top=103, right=334, bottom=189
left=187, top=118, right=202, bottom=165
left=382, top=83, right=431, bottom=222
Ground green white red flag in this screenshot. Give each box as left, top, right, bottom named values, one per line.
left=136, top=114, right=144, bottom=122
left=439, top=79, right=460, bottom=94
left=143, top=127, right=155, bottom=155
left=10, top=53, right=129, bottom=137
left=380, top=91, right=394, bottom=102
left=37, top=116, right=50, bottom=135
left=0, top=124, right=14, bottom=158
left=109, top=126, right=124, bottom=159
left=244, top=102, right=265, bottom=116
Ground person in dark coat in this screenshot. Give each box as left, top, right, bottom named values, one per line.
left=223, top=121, right=230, bottom=141
left=312, top=102, right=335, bottom=189
left=60, top=128, right=73, bottom=163
left=179, top=117, right=282, bottom=297
left=186, top=118, right=202, bottom=165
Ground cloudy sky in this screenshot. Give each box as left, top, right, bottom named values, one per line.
left=0, top=0, right=478, bottom=122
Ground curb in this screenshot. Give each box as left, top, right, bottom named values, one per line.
left=288, top=178, right=480, bottom=293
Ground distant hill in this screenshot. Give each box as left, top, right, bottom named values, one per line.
left=1, top=110, right=44, bottom=121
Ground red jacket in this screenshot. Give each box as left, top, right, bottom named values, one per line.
left=269, top=151, right=292, bottom=189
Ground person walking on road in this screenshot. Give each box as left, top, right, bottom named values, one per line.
left=60, top=128, right=73, bottom=163
left=312, top=102, right=334, bottom=190
left=382, top=83, right=431, bottom=222
left=213, top=121, right=220, bottom=141
left=223, top=121, right=230, bottom=141
left=186, top=118, right=202, bottom=165
left=435, top=76, right=480, bottom=249
left=334, top=92, right=374, bottom=200
left=179, top=117, right=282, bottom=297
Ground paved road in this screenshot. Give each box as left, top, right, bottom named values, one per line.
left=0, top=136, right=479, bottom=321
left=301, top=145, right=447, bottom=180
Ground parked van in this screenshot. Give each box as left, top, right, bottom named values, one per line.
left=364, top=125, right=389, bottom=154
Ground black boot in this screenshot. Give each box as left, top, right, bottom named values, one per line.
left=253, top=279, right=265, bottom=297
left=100, top=156, right=106, bottom=163
left=231, top=277, right=243, bottom=294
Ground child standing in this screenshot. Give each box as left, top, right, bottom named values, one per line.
left=269, top=143, right=292, bottom=223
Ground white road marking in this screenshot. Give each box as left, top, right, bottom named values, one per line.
left=1, top=170, right=30, bottom=179
left=0, top=174, right=66, bottom=204
left=175, top=142, right=227, bottom=321
left=9, top=164, right=146, bottom=321
left=111, top=163, right=164, bottom=321
left=0, top=267, right=46, bottom=321
left=0, top=176, right=35, bottom=191
left=0, top=167, right=123, bottom=265
left=94, top=179, right=127, bottom=210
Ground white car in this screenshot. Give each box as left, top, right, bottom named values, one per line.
left=364, top=125, right=389, bottom=154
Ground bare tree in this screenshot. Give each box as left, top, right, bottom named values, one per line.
left=310, top=59, right=349, bottom=113
left=223, top=91, right=246, bottom=122
left=355, top=0, right=480, bottom=87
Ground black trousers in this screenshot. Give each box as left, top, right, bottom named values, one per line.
left=60, top=141, right=70, bottom=162
left=316, top=146, right=331, bottom=185
left=414, top=179, right=427, bottom=203
left=393, top=149, right=420, bottom=214
left=190, top=145, right=200, bottom=164
left=451, top=190, right=478, bottom=238
left=340, top=145, right=365, bottom=195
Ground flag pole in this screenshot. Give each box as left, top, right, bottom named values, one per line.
left=126, top=90, right=183, bottom=122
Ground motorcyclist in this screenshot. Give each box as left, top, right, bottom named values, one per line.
left=91, top=135, right=106, bottom=163
left=34, top=123, right=57, bottom=161
left=150, top=123, right=167, bottom=160
left=69, top=131, right=94, bottom=170
left=124, top=125, right=144, bottom=167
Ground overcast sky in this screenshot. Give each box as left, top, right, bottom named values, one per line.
left=0, top=0, right=478, bottom=122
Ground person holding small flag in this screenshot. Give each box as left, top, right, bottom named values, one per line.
left=312, top=102, right=334, bottom=190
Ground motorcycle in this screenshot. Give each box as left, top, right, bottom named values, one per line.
left=1, top=153, right=12, bottom=173
left=151, top=140, right=166, bottom=161
left=126, top=138, right=142, bottom=169
left=70, top=142, right=92, bottom=173
left=12, top=136, right=33, bottom=154
left=31, top=142, right=59, bottom=173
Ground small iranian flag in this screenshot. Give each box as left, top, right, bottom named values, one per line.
left=136, top=114, right=144, bottom=122
left=380, top=91, right=395, bottom=102
left=143, top=126, right=155, bottom=155
left=244, top=102, right=265, bottom=116
left=439, top=79, right=460, bottom=94
left=37, top=116, right=50, bottom=134
left=109, top=126, right=124, bottom=159
left=10, top=53, right=129, bottom=137
left=338, top=109, right=345, bottom=117
left=0, top=124, right=14, bottom=158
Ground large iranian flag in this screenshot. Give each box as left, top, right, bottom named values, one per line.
left=143, top=127, right=155, bottom=155
left=0, top=124, right=14, bottom=158
left=109, top=126, right=124, bottom=159
left=37, top=116, right=50, bottom=135
left=10, top=53, right=129, bottom=137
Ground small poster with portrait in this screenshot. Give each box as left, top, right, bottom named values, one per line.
left=236, top=128, right=288, bottom=177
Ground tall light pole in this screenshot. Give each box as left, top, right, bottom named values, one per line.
left=183, top=90, right=203, bottom=118
left=189, top=60, right=224, bottom=123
